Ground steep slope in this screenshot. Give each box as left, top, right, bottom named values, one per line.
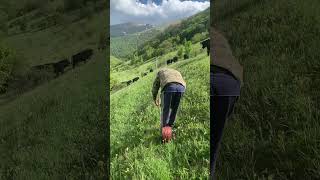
left=212, top=0, right=320, bottom=179
left=110, top=7, right=211, bottom=178
left=110, top=22, right=154, bottom=37
left=110, top=27, right=160, bottom=59
left=0, top=1, right=108, bottom=179
left=111, top=54, right=210, bottom=178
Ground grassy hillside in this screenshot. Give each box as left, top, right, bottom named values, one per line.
left=212, top=0, right=320, bottom=179
left=2, top=10, right=106, bottom=66
left=110, top=22, right=154, bottom=37
left=0, top=1, right=108, bottom=179
left=110, top=28, right=160, bottom=59
left=135, top=8, right=209, bottom=60
left=110, top=42, right=207, bottom=92
left=0, top=51, right=108, bottom=179
left=110, top=7, right=210, bottom=177
left=111, top=53, right=210, bottom=179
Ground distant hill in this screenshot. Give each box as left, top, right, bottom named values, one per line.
left=110, top=22, right=154, bottom=37
left=110, top=27, right=161, bottom=59
left=135, top=7, right=210, bottom=61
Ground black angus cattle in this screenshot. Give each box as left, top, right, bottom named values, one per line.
left=172, top=56, right=178, bottom=63
left=201, top=39, right=210, bottom=56
left=126, top=80, right=132, bottom=86
left=53, top=59, right=70, bottom=77
left=142, top=72, right=148, bottom=76
left=132, top=77, right=139, bottom=82
left=167, top=59, right=173, bottom=65
left=72, top=49, right=93, bottom=68
left=184, top=54, right=189, bottom=59
left=149, top=69, right=153, bottom=72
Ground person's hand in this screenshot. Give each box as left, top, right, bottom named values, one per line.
left=154, top=98, right=160, bottom=107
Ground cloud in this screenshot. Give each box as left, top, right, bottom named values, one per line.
left=111, top=0, right=210, bottom=25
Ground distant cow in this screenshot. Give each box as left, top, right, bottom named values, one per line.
left=184, top=54, right=189, bottom=59
left=53, top=59, right=70, bottom=77
left=201, top=39, right=210, bottom=56
left=149, top=69, right=153, bottom=72
left=167, top=59, right=173, bottom=65
left=172, top=56, right=178, bottom=63
left=142, top=72, right=148, bottom=77
left=72, top=49, right=93, bottom=68
left=132, top=77, right=139, bottom=82
left=126, top=80, right=132, bottom=86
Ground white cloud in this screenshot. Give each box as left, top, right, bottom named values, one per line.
left=111, top=0, right=210, bottom=25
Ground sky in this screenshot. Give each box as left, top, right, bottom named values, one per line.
left=110, top=0, right=210, bottom=25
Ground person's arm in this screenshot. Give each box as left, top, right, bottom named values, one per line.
left=152, top=73, right=160, bottom=102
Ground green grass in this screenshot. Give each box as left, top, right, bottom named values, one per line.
left=213, top=0, right=320, bottom=179
left=111, top=42, right=207, bottom=86
left=2, top=10, right=107, bottom=66
left=0, top=51, right=108, bottom=179
left=110, top=28, right=160, bottom=59
left=110, top=50, right=210, bottom=179
left=0, top=1, right=108, bottom=179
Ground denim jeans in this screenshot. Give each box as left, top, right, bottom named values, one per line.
left=210, top=69, right=240, bottom=180
left=160, top=83, right=185, bottom=127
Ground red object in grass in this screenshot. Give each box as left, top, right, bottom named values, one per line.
left=162, top=126, right=172, bottom=142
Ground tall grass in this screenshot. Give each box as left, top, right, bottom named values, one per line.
left=111, top=53, right=210, bottom=179
left=0, top=51, right=108, bottom=179
left=213, top=0, right=320, bottom=179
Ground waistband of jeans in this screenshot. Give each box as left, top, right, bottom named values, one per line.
left=211, top=65, right=239, bottom=81
left=162, top=82, right=184, bottom=91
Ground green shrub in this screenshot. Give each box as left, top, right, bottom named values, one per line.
left=0, top=45, right=26, bottom=93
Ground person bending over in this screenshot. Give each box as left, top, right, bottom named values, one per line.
left=152, top=68, right=186, bottom=132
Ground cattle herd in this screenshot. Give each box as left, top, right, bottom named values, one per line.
left=166, top=39, right=210, bottom=66
left=31, top=48, right=93, bottom=77
left=122, top=68, right=153, bottom=86
left=120, top=39, right=210, bottom=87
left=166, top=56, right=178, bottom=65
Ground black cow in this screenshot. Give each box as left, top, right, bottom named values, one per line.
left=149, top=69, right=153, bottom=72
left=167, top=59, right=173, bottom=65
left=132, top=77, right=139, bottom=82
left=53, top=59, right=70, bottom=77
left=172, top=56, right=178, bottom=63
left=126, top=80, right=132, bottom=86
left=201, top=39, right=210, bottom=56
left=184, top=54, right=189, bottom=59
left=72, top=49, right=93, bottom=68
left=142, top=72, right=148, bottom=76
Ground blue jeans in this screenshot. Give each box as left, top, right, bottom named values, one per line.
left=210, top=68, right=240, bottom=180
left=160, top=83, right=185, bottom=127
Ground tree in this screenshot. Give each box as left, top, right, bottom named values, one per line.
left=145, top=46, right=154, bottom=60
left=177, top=46, right=184, bottom=59
left=184, top=39, right=192, bottom=57
left=191, top=33, right=204, bottom=43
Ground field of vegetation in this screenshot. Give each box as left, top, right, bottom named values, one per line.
left=212, top=0, right=320, bottom=179
left=110, top=28, right=160, bottom=59
left=0, top=0, right=108, bottom=179
left=111, top=51, right=210, bottom=179
left=110, top=8, right=210, bottom=179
